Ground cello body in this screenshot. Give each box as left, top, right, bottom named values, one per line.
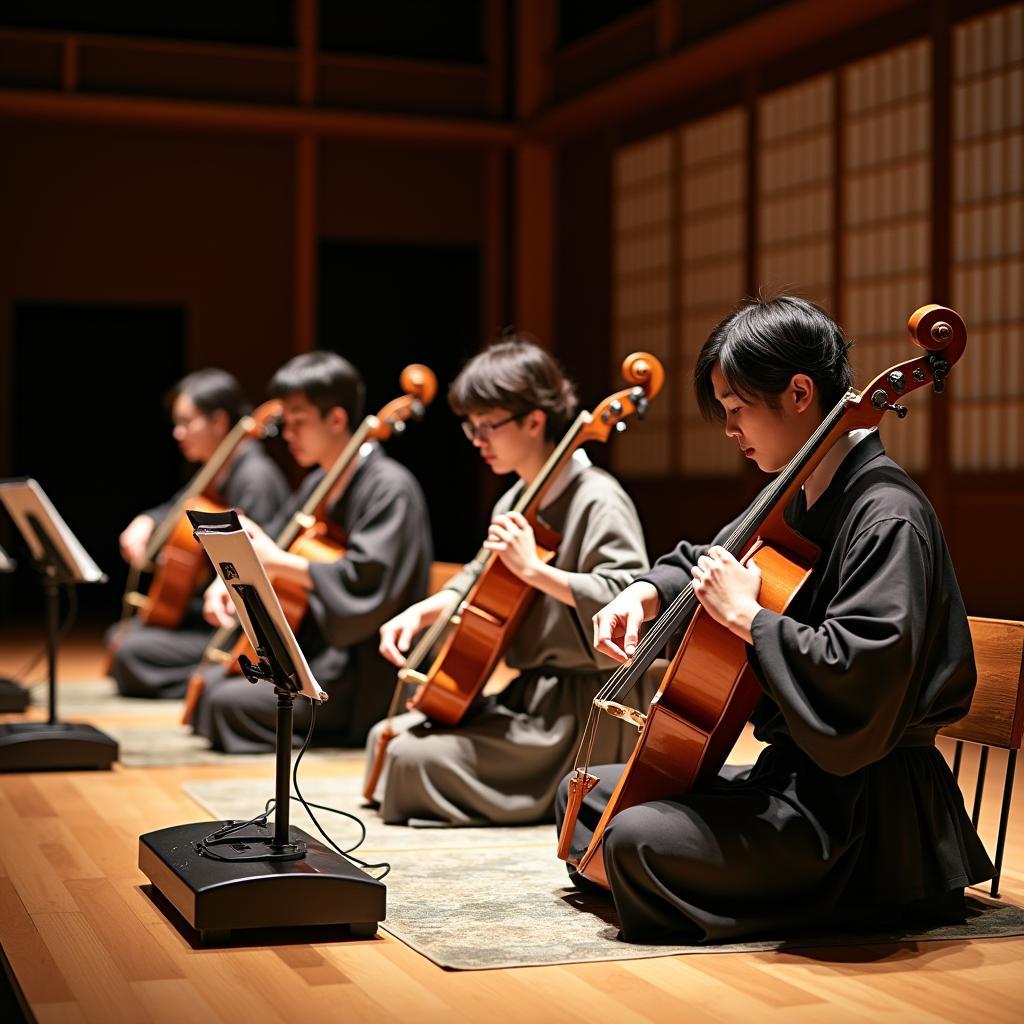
left=140, top=495, right=224, bottom=629
left=405, top=521, right=558, bottom=725
left=570, top=540, right=814, bottom=887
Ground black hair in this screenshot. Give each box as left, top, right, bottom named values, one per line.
left=694, top=295, right=853, bottom=422
left=168, top=369, right=249, bottom=425
left=448, top=331, right=578, bottom=442
left=268, top=351, right=366, bottom=424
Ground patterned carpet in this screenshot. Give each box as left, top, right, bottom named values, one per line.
left=184, top=775, right=1024, bottom=970
left=28, top=680, right=362, bottom=767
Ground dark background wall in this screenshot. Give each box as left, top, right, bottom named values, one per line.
left=0, top=0, right=1019, bottom=622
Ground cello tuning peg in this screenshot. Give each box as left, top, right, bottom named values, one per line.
left=928, top=356, right=950, bottom=394
left=870, top=389, right=908, bottom=419
left=391, top=419, right=407, bottom=434
left=635, top=396, right=649, bottom=420
left=411, top=400, right=425, bottom=419
left=615, top=420, right=628, bottom=433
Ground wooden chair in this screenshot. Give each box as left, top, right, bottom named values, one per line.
left=427, top=561, right=464, bottom=596
left=939, top=616, right=1024, bottom=898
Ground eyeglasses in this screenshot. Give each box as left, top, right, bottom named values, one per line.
left=461, top=413, right=524, bottom=442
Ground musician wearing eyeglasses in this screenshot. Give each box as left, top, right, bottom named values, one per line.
left=365, top=334, right=652, bottom=825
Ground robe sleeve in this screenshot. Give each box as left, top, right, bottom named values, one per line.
left=565, top=487, right=649, bottom=631
left=305, top=477, right=423, bottom=648
left=638, top=508, right=744, bottom=608
left=223, top=451, right=290, bottom=529
left=141, top=494, right=180, bottom=529
left=749, top=517, right=936, bottom=776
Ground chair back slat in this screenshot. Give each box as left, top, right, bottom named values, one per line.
left=940, top=617, right=1024, bottom=750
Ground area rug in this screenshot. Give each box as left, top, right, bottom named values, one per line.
left=25, top=680, right=362, bottom=768
left=183, top=776, right=1024, bottom=969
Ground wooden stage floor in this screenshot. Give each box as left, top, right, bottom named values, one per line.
left=1, top=625, right=1022, bottom=1024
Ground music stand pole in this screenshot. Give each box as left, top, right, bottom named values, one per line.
left=0, top=546, right=30, bottom=713
left=43, top=565, right=60, bottom=727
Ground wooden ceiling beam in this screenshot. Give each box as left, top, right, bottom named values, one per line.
left=528, top=0, right=916, bottom=141
left=0, top=88, right=518, bottom=147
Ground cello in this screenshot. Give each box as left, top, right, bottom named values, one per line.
left=364, top=352, right=665, bottom=801
left=111, top=398, right=283, bottom=643
left=557, top=305, right=967, bottom=888
left=181, top=364, right=436, bottom=722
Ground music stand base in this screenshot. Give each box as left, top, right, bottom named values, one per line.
left=139, top=821, right=386, bottom=944
left=0, top=679, right=30, bottom=713
left=0, top=721, right=118, bottom=771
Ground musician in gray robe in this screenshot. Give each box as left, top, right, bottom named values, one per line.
left=365, top=335, right=653, bottom=825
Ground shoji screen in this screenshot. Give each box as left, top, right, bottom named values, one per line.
left=757, top=75, right=835, bottom=310
left=841, top=39, right=933, bottom=471
left=952, top=3, right=1024, bottom=470
left=612, top=132, right=675, bottom=476
left=678, top=108, right=747, bottom=477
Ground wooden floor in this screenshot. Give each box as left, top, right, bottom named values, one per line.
left=1, top=625, right=1022, bottom=1024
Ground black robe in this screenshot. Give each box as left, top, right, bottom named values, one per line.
left=108, top=441, right=290, bottom=698
left=193, top=444, right=433, bottom=752
left=557, top=432, right=993, bottom=943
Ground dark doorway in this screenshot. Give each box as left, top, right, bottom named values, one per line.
left=317, top=240, right=482, bottom=563
left=3, top=304, right=186, bottom=621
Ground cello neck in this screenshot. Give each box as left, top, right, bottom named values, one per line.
left=512, top=410, right=591, bottom=520
left=144, top=413, right=259, bottom=563
left=603, top=393, right=855, bottom=703
left=275, top=417, right=376, bottom=550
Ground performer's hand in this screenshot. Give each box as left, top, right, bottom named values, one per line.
left=592, top=581, right=660, bottom=664
left=379, top=591, right=458, bottom=667
left=119, top=515, right=155, bottom=567
left=203, top=578, right=237, bottom=628
left=483, top=511, right=541, bottom=582
left=691, top=546, right=762, bottom=642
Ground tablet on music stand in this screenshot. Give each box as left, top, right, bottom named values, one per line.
left=0, top=478, right=116, bottom=769
left=188, top=508, right=326, bottom=704
left=0, top=478, right=105, bottom=584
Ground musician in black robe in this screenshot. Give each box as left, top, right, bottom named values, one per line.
left=108, top=369, right=289, bottom=699
left=194, top=352, right=432, bottom=752
left=560, top=296, right=993, bottom=943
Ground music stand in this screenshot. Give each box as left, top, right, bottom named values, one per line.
left=0, top=479, right=118, bottom=770
left=0, top=542, right=30, bottom=712
left=138, top=509, right=385, bottom=944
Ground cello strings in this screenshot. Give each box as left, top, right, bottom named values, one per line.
left=593, top=393, right=852, bottom=709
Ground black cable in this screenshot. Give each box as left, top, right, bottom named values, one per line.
left=196, top=696, right=390, bottom=879
left=290, top=700, right=391, bottom=879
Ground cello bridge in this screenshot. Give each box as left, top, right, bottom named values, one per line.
left=594, top=700, right=646, bottom=731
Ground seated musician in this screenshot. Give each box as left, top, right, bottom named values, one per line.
left=109, top=368, right=290, bottom=699
left=196, top=351, right=433, bottom=752
left=364, top=335, right=650, bottom=825
left=559, top=296, right=993, bottom=943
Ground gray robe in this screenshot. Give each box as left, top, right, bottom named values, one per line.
left=365, top=461, right=652, bottom=825
left=108, top=441, right=290, bottom=698
left=194, top=445, right=433, bottom=752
